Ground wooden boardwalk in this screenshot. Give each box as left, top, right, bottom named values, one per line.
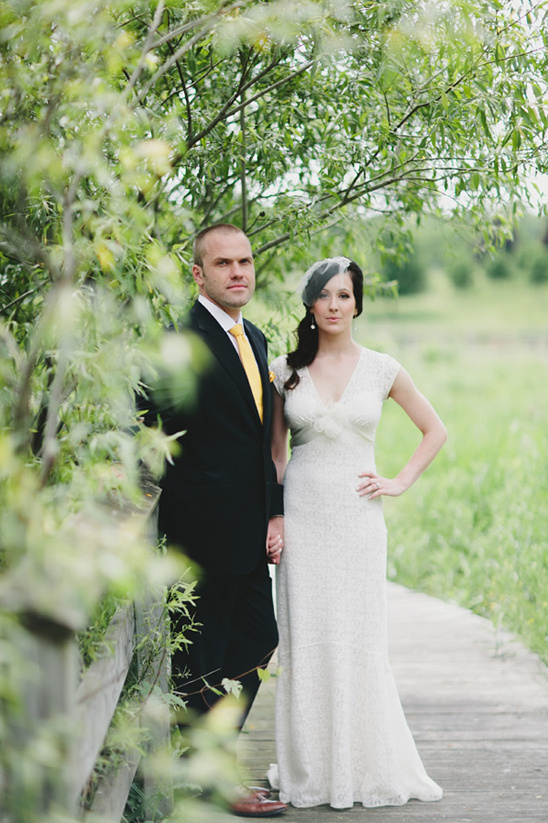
left=237, top=583, right=548, bottom=822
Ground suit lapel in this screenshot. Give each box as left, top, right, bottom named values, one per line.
left=191, top=302, right=263, bottom=424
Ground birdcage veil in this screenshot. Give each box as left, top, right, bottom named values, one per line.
left=298, top=256, right=352, bottom=307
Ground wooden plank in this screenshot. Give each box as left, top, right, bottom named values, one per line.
left=73, top=483, right=162, bottom=813
left=1, top=629, right=80, bottom=816
left=87, top=747, right=141, bottom=822
left=72, top=602, right=136, bottom=804
left=237, top=582, right=548, bottom=823
left=135, top=581, right=172, bottom=819
left=0, top=482, right=164, bottom=821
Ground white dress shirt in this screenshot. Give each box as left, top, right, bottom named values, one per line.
left=198, top=294, right=255, bottom=360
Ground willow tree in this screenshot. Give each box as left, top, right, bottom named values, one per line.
left=111, top=0, right=548, bottom=275
left=3, top=1, right=548, bottom=312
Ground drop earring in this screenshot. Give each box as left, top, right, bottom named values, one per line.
left=310, top=314, right=316, bottom=330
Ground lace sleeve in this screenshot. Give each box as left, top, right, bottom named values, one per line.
left=269, top=354, right=290, bottom=398
left=382, top=353, right=401, bottom=399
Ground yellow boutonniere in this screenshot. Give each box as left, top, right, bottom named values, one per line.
left=269, top=370, right=276, bottom=383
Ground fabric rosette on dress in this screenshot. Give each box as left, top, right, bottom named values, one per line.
left=312, top=403, right=348, bottom=439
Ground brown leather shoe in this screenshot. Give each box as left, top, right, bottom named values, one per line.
left=230, top=794, right=287, bottom=817
left=247, top=786, right=272, bottom=799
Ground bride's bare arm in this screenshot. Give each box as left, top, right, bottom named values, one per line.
left=271, top=388, right=289, bottom=484
left=357, top=366, right=447, bottom=499
left=266, top=388, right=289, bottom=563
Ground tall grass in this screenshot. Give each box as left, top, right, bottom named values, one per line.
left=367, top=275, right=548, bottom=664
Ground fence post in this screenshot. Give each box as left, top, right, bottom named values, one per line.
left=135, top=501, right=173, bottom=819
left=0, top=480, right=164, bottom=823
left=1, top=610, right=80, bottom=821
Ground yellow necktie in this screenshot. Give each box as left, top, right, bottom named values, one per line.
left=229, top=324, right=263, bottom=422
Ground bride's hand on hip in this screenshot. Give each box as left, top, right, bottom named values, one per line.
left=357, top=472, right=406, bottom=499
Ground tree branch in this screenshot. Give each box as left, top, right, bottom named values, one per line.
left=393, top=41, right=547, bottom=135
left=124, top=0, right=166, bottom=98
left=177, top=51, right=295, bottom=154
left=0, top=288, right=41, bottom=315
left=183, top=56, right=286, bottom=151
left=150, top=0, right=245, bottom=50
left=224, top=60, right=314, bottom=121
left=39, top=312, right=70, bottom=487
left=132, top=11, right=235, bottom=105
left=179, top=63, right=193, bottom=141
left=239, top=68, right=248, bottom=232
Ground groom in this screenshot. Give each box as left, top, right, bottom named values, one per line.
left=149, top=224, right=285, bottom=817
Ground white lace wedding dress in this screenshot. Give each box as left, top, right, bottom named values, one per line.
left=268, top=348, right=443, bottom=809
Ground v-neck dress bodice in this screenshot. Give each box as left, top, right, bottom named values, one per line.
left=268, top=348, right=442, bottom=809
left=283, top=348, right=385, bottom=451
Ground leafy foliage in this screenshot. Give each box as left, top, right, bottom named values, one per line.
left=448, top=259, right=474, bottom=289
left=529, top=251, right=548, bottom=283
left=486, top=253, right=511, bottom=279
left=3, top=1, right=548, bottom=315
left=383, top=250, right=426, bottom=294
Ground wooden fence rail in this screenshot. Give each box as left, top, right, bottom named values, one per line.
left=0, top=481, right=169, bottom=823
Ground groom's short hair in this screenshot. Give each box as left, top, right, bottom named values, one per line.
left=193, top=224, right=248, bottom=268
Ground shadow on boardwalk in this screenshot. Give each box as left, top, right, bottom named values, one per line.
left=237, top=583, right=548, bottom=822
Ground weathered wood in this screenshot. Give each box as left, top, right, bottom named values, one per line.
left=135, top=581, right=173, bottom=819
left=85, top=589, right=172, bottom=822
left=237, top=582, right=548, bottom=823
left=88, top=747, right=141, bottom=821
left=0, top=480, right=171, bottom=823
left=73, top=480, right=163, bottom=817
left=1, top=626, right=81, bottom=817
left=73, top=602, right=137, bottom=805
left=80, top=482, right=166, bottom=821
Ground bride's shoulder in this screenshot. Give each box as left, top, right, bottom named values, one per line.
left=359, top=346, right=401, bottom=376
left=269, top=353, right=291, bottom=374
left=269, top=354, right=294, bottom=391
left=360, top=345, right=398, bottom=363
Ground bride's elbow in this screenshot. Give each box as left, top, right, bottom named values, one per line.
left=438, top=422, right=448, bottom=447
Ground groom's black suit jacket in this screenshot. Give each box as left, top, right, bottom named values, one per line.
left=155, top=300, right=283, bottom=575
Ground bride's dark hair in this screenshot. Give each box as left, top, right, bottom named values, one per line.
left=284, top=259, right=364, bottom=391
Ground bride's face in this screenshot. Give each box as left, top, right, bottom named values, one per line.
left=312, top=272, right=356, bottom=334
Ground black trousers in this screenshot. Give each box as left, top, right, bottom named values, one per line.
left=171, top=563, right=278, bottom=728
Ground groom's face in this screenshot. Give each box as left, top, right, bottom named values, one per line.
left=193, top=230, right=255, bottom=320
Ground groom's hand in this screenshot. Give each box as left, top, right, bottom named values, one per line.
left=266, top=516, right=284, bottom=565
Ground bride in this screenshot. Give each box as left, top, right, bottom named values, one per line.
left=267, top=257, right=447, bottom=809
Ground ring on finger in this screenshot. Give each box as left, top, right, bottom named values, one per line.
left=376, top=482, right=380, bottom=489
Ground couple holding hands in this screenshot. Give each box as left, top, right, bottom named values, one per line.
left=144, top=223, right=446, bottom=816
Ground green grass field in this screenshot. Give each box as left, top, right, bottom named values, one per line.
left=365, top=272, right=548, bottom=664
